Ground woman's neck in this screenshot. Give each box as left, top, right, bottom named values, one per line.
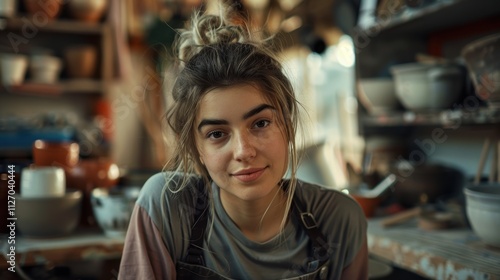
left=220, top=187, right=288, bottom=243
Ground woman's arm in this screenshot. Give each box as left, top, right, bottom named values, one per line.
left=118, top=205, right=177, bottom=280
left=340, top=236, right=369, bottom=280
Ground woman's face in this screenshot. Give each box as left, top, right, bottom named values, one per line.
left=195, top=84, right=288, bottom=204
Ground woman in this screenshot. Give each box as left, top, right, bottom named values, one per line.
left=119, top=5, right=367, bottom=280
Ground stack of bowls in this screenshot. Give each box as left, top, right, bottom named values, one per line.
left=464, top=183, right=500, bottom=248
left=17, top=166, right=82, bottom=237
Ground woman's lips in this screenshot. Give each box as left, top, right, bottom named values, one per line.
left=232, top=167, right=266, bottom=182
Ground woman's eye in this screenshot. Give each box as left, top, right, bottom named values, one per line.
left=207, top=130, right=225, bottom=139
left=254, top=120, right=270, bottom=128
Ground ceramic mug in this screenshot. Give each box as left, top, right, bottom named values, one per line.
left=20, top=166, right=66, bottom=197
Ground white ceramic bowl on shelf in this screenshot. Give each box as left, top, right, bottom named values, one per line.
left=464, top=183, right=500, bottom=248
left=390, top=63, right=464, bottom=112
left=357, top=78, right=399, bottom=115
left=29, top=55, right=63, bottom=84
left=0, top=54, right=28, bottom=86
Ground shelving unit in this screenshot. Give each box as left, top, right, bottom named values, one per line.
left=354, top=0, right=500, bottom=135
left=0, top=4, right=115, bottom=157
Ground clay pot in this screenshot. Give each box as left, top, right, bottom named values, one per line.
left=68, top=0, right=107, bottom=23
left=64, top=45, right=97, bottom=79
left=351, top=194, right=382, bottom=218
left=32, top=140, right=80, bottom=168
left=24, top=0, right=63, bottom=21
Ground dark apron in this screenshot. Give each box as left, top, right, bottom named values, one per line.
left=176, top=185, right=331, bottom=280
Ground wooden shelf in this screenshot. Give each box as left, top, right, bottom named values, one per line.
left=362, top=108, right=500, bottom=126
left=1, top=80, right=104, bottom=96
left=355, top=0, right=500, bottom=40
left=0, top=17, right=107, bottom=35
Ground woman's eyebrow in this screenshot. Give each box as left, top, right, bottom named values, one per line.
left=197, top=104, right=275, bottom=132
left=242, top=104, right=275, bottom=120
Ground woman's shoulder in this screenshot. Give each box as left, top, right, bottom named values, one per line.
left=136, top=172, right=204, bottom=224
left=295, top=180, right=360, bottom=211
left=294, top=180, right=366, bottom=229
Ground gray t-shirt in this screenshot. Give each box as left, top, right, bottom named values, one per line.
left=135, top=172, right=366, bottom=279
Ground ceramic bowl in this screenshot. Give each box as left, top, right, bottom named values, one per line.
left=68, top=0, right=108, bottom=23
left=16, top=189, right=82, bottom=237
left=29, top=54, right=63, bottom=84
left=0, top=54, right=28, bottom=86
left=464, top=183, right=500, bottom=247
left=357, top=78, right=399, bottom=115
left=391, top=62, right=464, bottom=112
left=24, top=0, right=62, bottom=20
left=91, top=186, right=141, bottom=237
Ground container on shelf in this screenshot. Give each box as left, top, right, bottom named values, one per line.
left=461, top=33, right=500, bottom=110
left=68, top=0, right=107, bottom=23
left=0, top=54, right=28, bottom=86
left=390, top=62, right=464, bottom=112
left=64, top=45, right=98, bottom=79
left=29, top=54, right=63, bottom=84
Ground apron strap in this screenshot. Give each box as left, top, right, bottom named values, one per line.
left=184, top=180, right=209, bottom=266
left=292, top=197, right=330, bottom=273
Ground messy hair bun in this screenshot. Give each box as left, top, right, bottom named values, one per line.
left=176, top=5, right=255, bottom=62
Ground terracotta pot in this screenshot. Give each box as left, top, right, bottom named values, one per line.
left=64, top=45, right=97, bottom=79
left=68, top=0, right=107, bottom=23
left=24, top=0, right=63, bottom=21
left=351, top=194, right=382, bottom=218
left=32, top=140, right=80, bottom=168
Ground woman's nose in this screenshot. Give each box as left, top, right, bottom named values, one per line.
left=233, top=132, right=256, bottom=161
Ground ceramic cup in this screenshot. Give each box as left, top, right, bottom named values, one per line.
left=20, top=166, right=66, bottom=198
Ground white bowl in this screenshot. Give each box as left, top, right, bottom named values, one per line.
left=91, top=186, right=141, bottom=237
left=464, top=184, right=500, bottom=247
left=29, top=55, right=63, bottom=83
left=0, top=54, right=28, bottom=86
left=391, top=63, right=464, bottom=112
left=357, top=78, right=399, bottom=115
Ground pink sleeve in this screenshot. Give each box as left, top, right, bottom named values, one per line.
left=118, top=205, right=177, bottom=279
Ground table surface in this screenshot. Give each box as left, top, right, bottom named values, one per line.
left=367, top=217, right=500, bottom=280
left=0, top=228, right=125, bottom=268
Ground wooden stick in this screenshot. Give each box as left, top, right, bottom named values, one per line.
left=489, top=137, right=497, bottom=183
left=380, top=207, right=421, bottom=228
left=498, top=139, right=500, bottom=183
left=475, top=138, right=491, bottom=184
